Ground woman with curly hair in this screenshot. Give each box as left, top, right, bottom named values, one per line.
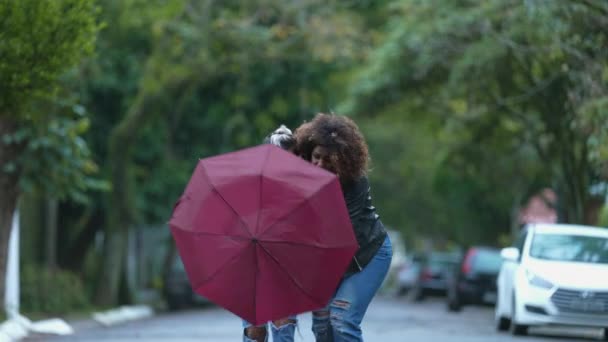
left=295, top=113, right=393, bottom=342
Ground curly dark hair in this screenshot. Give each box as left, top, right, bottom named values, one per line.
left=294, top=113, right=369, bottom=184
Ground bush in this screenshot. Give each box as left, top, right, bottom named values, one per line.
left=21, top=265, right=91, bottom=315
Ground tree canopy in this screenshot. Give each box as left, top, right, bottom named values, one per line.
left=3, top=0, right=607, bottom=309
left=0, top=0, right=100, bottom=313
left=346, top=0, right=608, bottom=242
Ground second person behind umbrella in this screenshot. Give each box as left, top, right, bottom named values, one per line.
left=242, top=124, right=298, bottom=342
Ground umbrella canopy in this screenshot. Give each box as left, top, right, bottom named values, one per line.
left=169, top=144, right=358, bottom=325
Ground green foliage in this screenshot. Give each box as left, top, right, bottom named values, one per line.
left=361, top=115, right=444, bottom=237
left=0, top=0, right=101, bottom=313
left=21, top=265, right=91, bottom=314
left=577, top=97, right=608, bottom=180
left=600, top=205, right=608, bottom=228
left=0, top=0, right=101, bottom=115
left=347, top=0, right=608, bottom=234
left=2, top=107, right=109, bottom=202
left=77, top=0, right=387, bottom=306
left=14, top=0, right=603, bottom=307
left=0, top=0, right=103, bottom=200
left=80, top=0, right=377, bottom=225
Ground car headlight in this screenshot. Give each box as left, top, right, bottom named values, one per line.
left=525, top=270, right=554, bottom=289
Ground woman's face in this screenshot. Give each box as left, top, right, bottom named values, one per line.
left=311, top=145, right=338, bottom=175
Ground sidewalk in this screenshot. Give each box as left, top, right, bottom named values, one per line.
left=2, top=306, right=154, bottom=342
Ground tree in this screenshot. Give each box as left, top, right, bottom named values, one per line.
left=88, top=0, right=373, bottom=305
left=86, top=0, right=186, bottom=306
left=346, top=0, right=607, bottom=227
left=0, top=0, right=99, bottom=312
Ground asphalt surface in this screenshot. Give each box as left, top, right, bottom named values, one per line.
left=24, top=296, right=605, bottom=341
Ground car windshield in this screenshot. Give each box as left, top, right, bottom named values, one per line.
left=428, top=254, right=459, bottom=272
left=529, top=233, right=608, bottom=264
left=472, top=250, right=503, bottom=272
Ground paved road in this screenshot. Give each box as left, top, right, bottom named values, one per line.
left=26, top=296, right=604, bottom=341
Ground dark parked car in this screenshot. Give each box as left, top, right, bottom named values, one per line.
left=446, top=246, right=503, bottom=312
left=411, top=252, right=460, bottom=301
left=163, top=253, right=210, bottom=310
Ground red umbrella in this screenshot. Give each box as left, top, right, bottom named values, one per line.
left=169, top=144, right=358, bottom=325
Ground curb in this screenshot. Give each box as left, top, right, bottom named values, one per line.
left=0, top=315, right=72, bottom=342
left=92, top=305, right=154, bottom=327
left=0, top=305, right=154, bottom=341
left=0, top=318, right=28, bottom=342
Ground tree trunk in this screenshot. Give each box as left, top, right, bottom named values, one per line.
left=93, top=73, right=191, bottom=306
left=45, top=196, right=58, bottom=269
left=61, top=207, right=102, bottom=271
left=556, top=128, right=589, bottom=224
left=94, top=92, right=150, bottom=307
left=162, top=240, right=177, bottom=281
left=510, top=191, right=523, bottom=240
left=0, top=117, right=23, bottom=312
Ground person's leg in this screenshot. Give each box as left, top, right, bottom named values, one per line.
left=243, top=320, right=268, bottom=342
left=270, top=315, right=297, bottom=342
left=329, top=236, right=393, bottom=342
left=311, top=306, right=333, bottom=342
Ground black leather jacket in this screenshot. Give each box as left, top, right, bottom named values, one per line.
left=343, top=176, right=387, bottom=277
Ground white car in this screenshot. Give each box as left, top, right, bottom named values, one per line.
left=495, top=223, right=608, bottom=339
left=397, top=255, right=422, bottom=296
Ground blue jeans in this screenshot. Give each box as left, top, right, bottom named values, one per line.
left=242, top=316, right=297, bottom=342
left=312, top=235, right=392, bottom=342
left=242, top=235, right=392, bottom=342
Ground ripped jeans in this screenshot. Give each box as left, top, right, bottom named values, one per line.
left=312, top=235, right=392, bottom=342
left=242, top=316, right=297, bottom=342
left=242, top=235, right=391, bottom=342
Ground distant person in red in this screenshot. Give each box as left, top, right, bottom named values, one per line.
left=294, top=113, right=392, bottom=342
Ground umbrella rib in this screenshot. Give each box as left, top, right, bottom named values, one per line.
left=253, top=145, right=272, bottom=236
left=254, top=242, right=259, bottom=324
left=257, top=176, right=334, bottom=239
left=251, top=146, right=270, bottom=325
left=257, top=243, right=327, bottom=306
left=199, top=162, right=253, bottom=238
left=258, top=239, right=356, bottom=249
left=170, top=224, right=252, bottom=241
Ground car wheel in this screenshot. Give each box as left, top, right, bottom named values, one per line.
left=447, top=299, right=461, bottom=312
left=412, top=286, right=426, bottom=302
left=447, top=290, right=462, bottom=312
left=166, top=294, right=188, bottom=311
left=495, top=316, right=510, bottom=331
left=510, top=295, right=528, bottom=336
left=397, top=286, right=410, bottom=297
